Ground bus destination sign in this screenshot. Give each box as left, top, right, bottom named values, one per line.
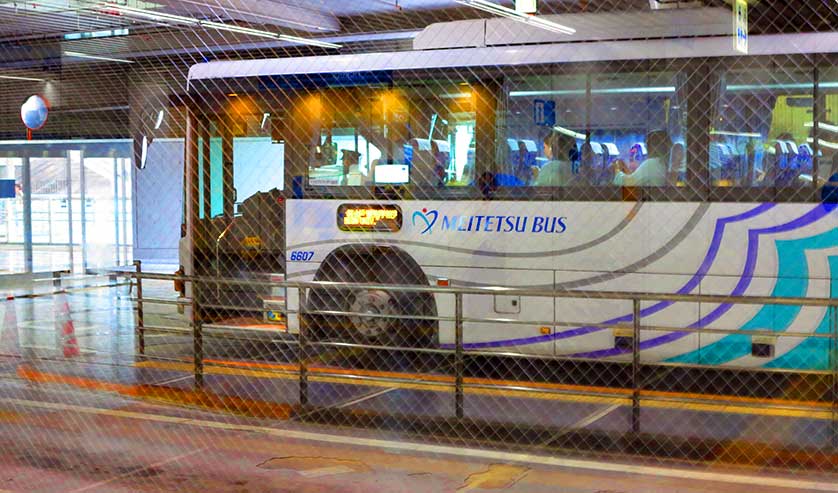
left=337, top=204, right=403, bottom=232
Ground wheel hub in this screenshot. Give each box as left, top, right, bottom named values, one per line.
left=348, top=289, right=396, bottom=339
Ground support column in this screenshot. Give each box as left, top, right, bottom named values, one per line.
left=113, top=156, right=121, bottom=266
left=65, top=152, right=74, bottom=271
left=79, top=149, right=88, bottom=272
left=21, top=150, right=32, bottom=272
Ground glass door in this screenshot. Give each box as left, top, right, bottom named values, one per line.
left=29, top=155, right=72, bottom=272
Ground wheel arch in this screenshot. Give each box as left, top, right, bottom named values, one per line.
left=307, top=243, right=439, bottom=334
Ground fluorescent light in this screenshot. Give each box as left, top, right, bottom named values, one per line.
left=64, top=28, right=129, bottom=40
left=154, top=110, right=165, bottom=130
left=102, top=3, right=341, bottom=50
left=804, top=121, right=838, bottom=134
left=726, top=82, right=838, bottom=91
left=440, top=92, right=472, bottom=99
left=807, top=137, right=838, bottom=150
left=710, top=130, right=762, bottom=138
left=510, top=86, right=675, bottom=97
left=0, top=75, right=44, bottom=82
left=261, top=112, right=270, bottom=130
left=454, top=0, right=575, bottom=35
left=552, top=125, right=585, bottom=140
left=63, top=51, right=134, bottom=64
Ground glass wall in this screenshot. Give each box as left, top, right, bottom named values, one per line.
left=0, top=140, right=133, bottom=274
left=0, top=157, right=23, bottom=273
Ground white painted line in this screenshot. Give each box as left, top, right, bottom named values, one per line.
left=333, top=387, right=398, bottom=409
left=3, top=397, right=837, bottom=492
left=557, top=403, right=621, bottom=435
left=67, top=447, right=207, bottom=492
left=154, top=375, right=193, bottom=386
left=542, top=403, right=622, bottom=445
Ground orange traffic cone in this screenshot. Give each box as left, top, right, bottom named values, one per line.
left=1, top=295, right=20, bottom=357
left=54, top=291, right=80, bottom=358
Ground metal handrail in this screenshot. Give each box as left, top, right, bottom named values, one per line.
left=121, top=270, right=838, bottom=308
left=122, top=264, right=838, bottom=440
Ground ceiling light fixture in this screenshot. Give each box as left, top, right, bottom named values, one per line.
left=154, top=109, right=165, bottom=130
left=101, top=3, right=341, bottom=50
left=710, top=130, right=762, bottom=138
left=0, top=75, right=45, bottom=82
left=510, top=86, right=675, bottom=97
left=552, top=125, right=585, bottom=140
left=63, top=51, right=134, bottom=64
left=807, top=137, right=838, bottom=150
left=804, top=121, right=838, bottom=134
left=453, top=0, right=575, bottom=35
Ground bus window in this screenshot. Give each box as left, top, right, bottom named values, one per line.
left=817, top=67, right=838, bottom=187
left=711, top=67, right=813, bottom=188
left=233, top=136, right=284, bottom=210
left=504, top=70, right=686, bottom=188
left=306, top=83, right=475, bottom=190
left=311, top=126, right=380, bottom=186
left=591, top=71, right=686, bottom=188
left=401, top=83, right=475, bottom=189
left=197, top=134, right=223, bottom=219
left=506, top=74, right=586, bottom=188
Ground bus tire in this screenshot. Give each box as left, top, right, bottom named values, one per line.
left=306, top=246, right=437, bottom=347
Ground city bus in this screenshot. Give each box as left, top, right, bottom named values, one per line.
left=176, top=7, right=838, bottom=370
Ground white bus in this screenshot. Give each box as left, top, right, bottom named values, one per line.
left=176, top=7, right=838, bottom=370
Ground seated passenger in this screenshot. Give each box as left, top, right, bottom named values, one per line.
left=534, top=131, right=577, bottom=187
left=612, top=130, right=672, bottom=187
left=576, top=142, right=598, bottom=185
left=340, top=149, right=362, bottom=185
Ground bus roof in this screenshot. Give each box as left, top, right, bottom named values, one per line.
left=187, top=31, right=838, bottom=85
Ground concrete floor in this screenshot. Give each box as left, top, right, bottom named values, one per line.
left=0, top=278, right=837, bottom=492
left=1, top=365, right=837, bottom=493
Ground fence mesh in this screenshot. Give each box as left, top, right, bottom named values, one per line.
left=1, top=0, right=838, bottom=488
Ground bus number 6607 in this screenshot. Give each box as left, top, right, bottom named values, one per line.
left=288, top=251, right=314, bottom=261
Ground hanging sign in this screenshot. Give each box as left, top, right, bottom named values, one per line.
left=734, top=0, right=748, bottom=54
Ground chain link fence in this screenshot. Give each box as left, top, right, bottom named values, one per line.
left=2, top=0, right=838, bottom=481
left=112, top=266, right=838, bottom=471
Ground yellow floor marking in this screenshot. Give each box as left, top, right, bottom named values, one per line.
left=15, top=366, right=294, bottom=420
left=258, top=456, right=368, bottom=477
left=3, top=397, right=838, bottom=492
left=0, top=410, right=22, bottom=422
left=138, top=360, right=626, bottom=405
left=155, top=358, right=835, bottom=410
left=134, top=360, right=833, bottom=420
left=458, top=464, right=529, bottom=491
